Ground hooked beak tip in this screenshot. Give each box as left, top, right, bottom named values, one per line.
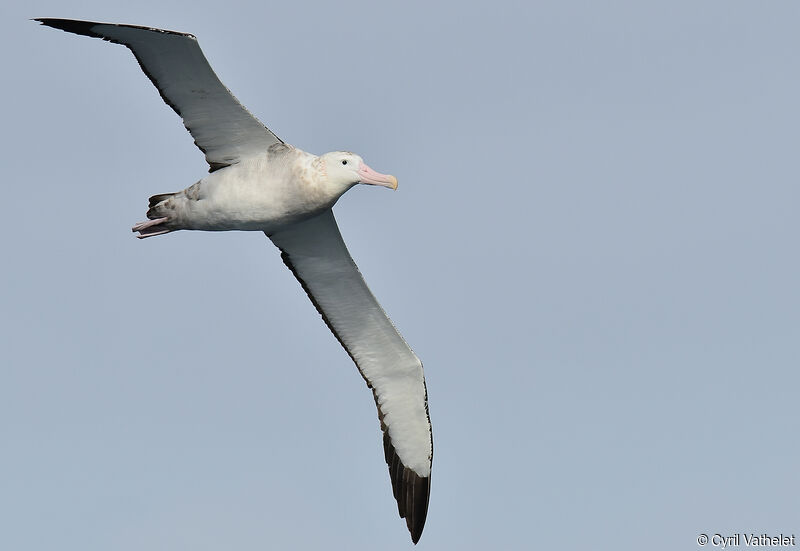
left=358, top=162, right=399, bottom=190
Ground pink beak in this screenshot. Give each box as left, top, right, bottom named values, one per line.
left=358, top=162, right=398, bottom=190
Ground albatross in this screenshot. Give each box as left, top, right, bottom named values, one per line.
left=36, top=18, right=432, bottom=544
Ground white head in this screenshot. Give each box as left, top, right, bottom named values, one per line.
left=321, top=151, right=398, bottom=192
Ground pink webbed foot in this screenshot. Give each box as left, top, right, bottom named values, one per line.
left=132, top=217, right=170, bottom=238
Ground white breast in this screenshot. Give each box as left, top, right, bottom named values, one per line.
left=177, top=147, right=334, bottom=232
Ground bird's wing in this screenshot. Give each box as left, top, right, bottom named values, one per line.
left=35, top=18, right=282, bottom=172
left=268, top=209, right=432, bottom=543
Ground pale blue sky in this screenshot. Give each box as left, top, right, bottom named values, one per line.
left=3, top=1, right=799, bottom=549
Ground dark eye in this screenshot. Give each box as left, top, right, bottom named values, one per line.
left=341, top=160, right=348, bottom=165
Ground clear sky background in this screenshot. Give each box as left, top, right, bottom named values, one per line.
left=3, top=1, right=799, bottom=549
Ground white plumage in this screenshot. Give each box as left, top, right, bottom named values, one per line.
left=36, top=18, right=432, bottom=544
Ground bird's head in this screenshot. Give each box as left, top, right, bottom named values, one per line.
left=321, top=151, right=398, bottom=192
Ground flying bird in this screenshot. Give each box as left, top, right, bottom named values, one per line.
left=36, top=18, right=432, bottom=544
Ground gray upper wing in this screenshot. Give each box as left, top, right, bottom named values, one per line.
left=36, top=18, right=282, bottom=172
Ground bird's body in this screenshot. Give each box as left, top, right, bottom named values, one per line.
left=36, top=17, right=432, bottom=544
left=138, top=144, right=344, bottom=235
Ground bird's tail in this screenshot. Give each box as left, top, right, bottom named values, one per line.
left=131, top=193, right=177, bottom=238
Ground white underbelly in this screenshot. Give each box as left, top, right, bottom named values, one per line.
left=177, top=158, right=331, bottom=232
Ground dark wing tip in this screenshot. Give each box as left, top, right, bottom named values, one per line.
left=34, top=18, right=102, bottom=37
left=383, top=431, right=431, bottom=544
left=33, top=18, right=196, bottom=39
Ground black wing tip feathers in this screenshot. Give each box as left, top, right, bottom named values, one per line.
left=33, top=18, right=196, bottom=39
left=34, top=18, right=101, bottom=37
left=383, top=431, right=431, bottom=544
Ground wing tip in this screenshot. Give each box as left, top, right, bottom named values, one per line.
left=34, top=18, right=101, bottom=37
left=383, top=431, right=431, bottom=544
left=33, top=18, right=196, bottom=40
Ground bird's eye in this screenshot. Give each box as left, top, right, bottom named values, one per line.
left=342, top=160, right=348, bottom=165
